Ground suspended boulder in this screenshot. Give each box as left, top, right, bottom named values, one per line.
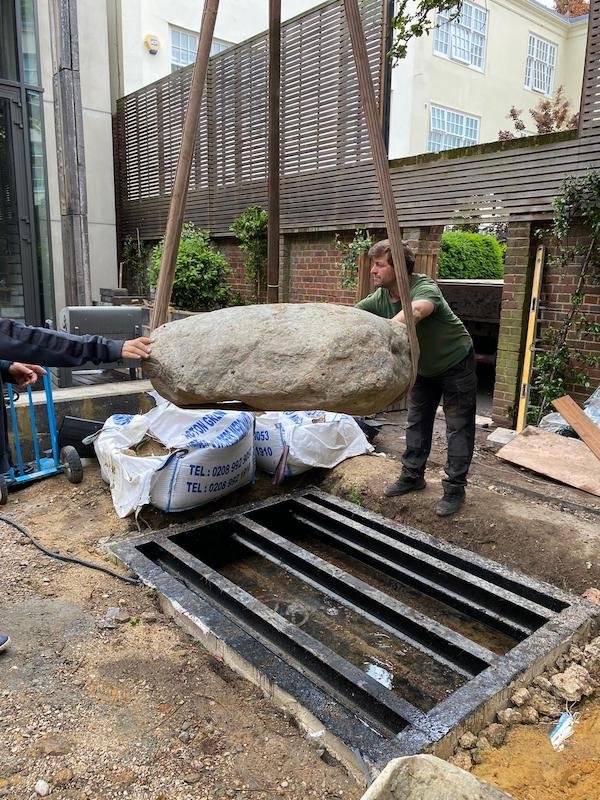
left=144, top=303, right=412, bottom=416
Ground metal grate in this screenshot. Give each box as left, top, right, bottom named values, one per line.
left=111, top=488, right=598, bottom=774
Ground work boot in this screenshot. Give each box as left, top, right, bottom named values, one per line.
left=435, top=486, right=466, bottom=517
left=384, top=475, right=426, bottom=497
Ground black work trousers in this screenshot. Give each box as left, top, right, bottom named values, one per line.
left=401, top=349, right=477, bottom=491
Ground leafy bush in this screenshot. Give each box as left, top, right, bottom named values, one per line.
left=335, top=228, right=373, bottom=290
left=149, top=223, right=231, bottom=311
left=438, top=231, right=504, bottom=279
left=230, top=205, right=268, bottom=298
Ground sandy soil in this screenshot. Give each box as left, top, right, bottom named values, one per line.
left=473, top=694, right=600, bottom=800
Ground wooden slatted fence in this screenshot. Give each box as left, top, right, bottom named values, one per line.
left=114, top=0, right=600, bottom=241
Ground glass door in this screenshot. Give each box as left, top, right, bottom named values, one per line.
left=0, top=85, right=37, bottom=323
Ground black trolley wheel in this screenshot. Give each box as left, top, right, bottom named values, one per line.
left=60, top=446, right=83, bottom=484
left=0, top=474, right=8, bottom=505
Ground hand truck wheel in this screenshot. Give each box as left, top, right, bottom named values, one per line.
left=60, top=446, right=83, bottom=484
left=0, top=474, right=8, bottom=505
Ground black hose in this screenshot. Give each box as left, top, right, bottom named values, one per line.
left=0, top=514, right=140, bottom=586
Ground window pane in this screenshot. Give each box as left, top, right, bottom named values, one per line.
left=451, top=24, right=471, bottom=63
left=525, top=34, right=556, bottom=94
left=437, top=2, right=486, bottom=69
left=26, top=90, right=53, bottom=322
left=171, top=27, right=199, bottom=68
left=428, top=105, right=479, bottom=153
left=19, top=0, right=40, bottom=85
left=434, top=19, right=450, bottom=55
left=0, top=1, right=19, bottom=81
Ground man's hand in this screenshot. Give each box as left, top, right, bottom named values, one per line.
left=8, top=363, right=46, bottom=388
left=122, top=336, right=154, bottom=360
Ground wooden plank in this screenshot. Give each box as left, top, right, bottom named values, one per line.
left=516, top=246, right=545, bottom=433
left=497, top=427, right=600, bottom=497
left=552, top=395, right=600, bottom=461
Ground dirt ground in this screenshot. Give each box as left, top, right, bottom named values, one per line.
left=0, top=473, right=360, bottom=800
left=1, top=412, right=600, bottom=800
left=473, top=693, right=600, bottom=800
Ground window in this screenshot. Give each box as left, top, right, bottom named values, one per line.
left=428, top=105, right=480, bottom=153
left=170, top=26, right=233, bottom=71
left=525, top=34, right=556, bottom=95
left=434, top=2, right=487, bottom=70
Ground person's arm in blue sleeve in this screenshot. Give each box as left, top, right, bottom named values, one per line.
left=0, top=360, right=12, bottom=382
left=0, top=318, right=152, bottom=368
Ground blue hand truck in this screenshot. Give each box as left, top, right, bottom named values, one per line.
left=0, top=369, right=83, bottom=504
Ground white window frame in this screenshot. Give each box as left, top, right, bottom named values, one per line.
left=524, top=33, right=557, bottom=96
left=433, top=2, right=488, bottom=72
left=427, top=104, right=480, bottom=153
left=170, top=26, right=198, bottom=71
left=170, top=26, right=233, bottom=71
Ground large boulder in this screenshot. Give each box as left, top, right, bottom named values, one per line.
left=144, top=303, right=412, bottom=415
left=360, top=755, right=514, bottom=800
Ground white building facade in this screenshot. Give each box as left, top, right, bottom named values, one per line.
left=388, top=0, right=588, bottom=159
left=106, top=0, right=322, bottom=105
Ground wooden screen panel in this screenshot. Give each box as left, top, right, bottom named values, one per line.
left=579, top=10, right=600, bottom=134
left=416, top=252, right=438, bottom=280
left=115, top=0, right=384, bottom=240
left=115, top=1, right=600, bottom=241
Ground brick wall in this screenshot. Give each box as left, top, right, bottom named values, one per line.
left=217, top=227, right=444, bottom=306
left=492, top=220, right=600, bottom=425
left=537, top=224, right=600, bottom=405
left=218, top=237, right=259, bottom=303
left=492, top=222, right=534, bottom=425
left=281, top=231, right=359, bottom=305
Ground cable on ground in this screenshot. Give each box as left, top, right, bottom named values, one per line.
left=0, top=514, right=140, bottom=586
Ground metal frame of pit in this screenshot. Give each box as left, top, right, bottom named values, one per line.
left=110, top=488, right=599, bottom=780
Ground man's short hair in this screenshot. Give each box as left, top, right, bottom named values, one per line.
left=368, top=239, right=416, bottom=275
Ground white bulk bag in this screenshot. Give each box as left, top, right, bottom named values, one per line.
left=254, top=410, right=373, bottom=478
left=93, top=402, right=255, bottom=517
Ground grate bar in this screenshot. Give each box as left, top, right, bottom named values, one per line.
left=303, top=491, right=569, bottom=612
left=290, top=505, right=533, bottom=639
left=152, top=537, right=432, bottom=737
left=234, top=517, right=496, bottom=678
left=293, top=497, right=555, bottom=631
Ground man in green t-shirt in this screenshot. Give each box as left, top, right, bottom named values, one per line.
left=356, top=239, right=477, bottom=516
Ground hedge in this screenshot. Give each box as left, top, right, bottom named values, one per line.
left=437, top=231, right=504, bottom=279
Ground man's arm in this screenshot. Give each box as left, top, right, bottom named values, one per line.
left=391, top=299, right=435, bottom=326
left=0, top=318, right=151, bottom=368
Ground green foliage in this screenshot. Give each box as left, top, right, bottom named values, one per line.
left=437, top=231, right=504, bottom=279
left=335, top=229, right=373, bottom=290
left=345, top=486, right=364, bottom=507
left=230, top=205, right=268, bottom=299
left=121, top=234, right=150, bottom=295
left=149, top=223, right=231, bottom=312
left=528, top=172, right=600, bottom=424
left=390, top=0, right=461, bottom=61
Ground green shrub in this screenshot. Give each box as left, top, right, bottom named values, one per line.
left=230, top=205, right=268, bottom=298
left=438, top=231, right=504, bottom=279
left=149, top=223, right=231, bottom=311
